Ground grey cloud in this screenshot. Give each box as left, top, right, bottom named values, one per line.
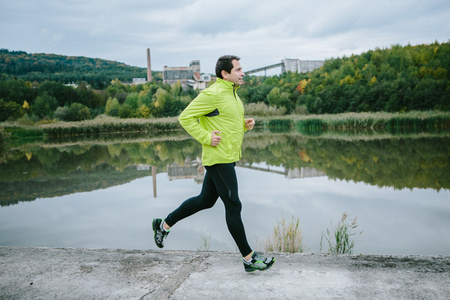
left=1, top=0, right=449, bottom=72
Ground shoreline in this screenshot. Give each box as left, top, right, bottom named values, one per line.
left=1, top=111, right=449, bottom=136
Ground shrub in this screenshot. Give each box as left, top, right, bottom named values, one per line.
left=55, top=103, right=91, bottom=121
left=69, top=103, right=91, bottom=121
left=54, top=106, right=70, bottom=121
left=244, top=102, right=287, bottom=116
left=264, top=215, right=304, bottom=253
left=320, top=212, right=363, bottom=254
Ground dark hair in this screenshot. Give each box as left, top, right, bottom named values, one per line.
left=215, top=55, right=240, bottom=79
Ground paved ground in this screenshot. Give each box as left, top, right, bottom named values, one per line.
left=1, top=246, right=449, bottom=299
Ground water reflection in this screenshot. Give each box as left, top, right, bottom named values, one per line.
left=1, top=132, right=449, bottom=206
left=0, top=131, right=449, bottom=255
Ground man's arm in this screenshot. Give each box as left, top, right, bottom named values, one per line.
left=178, top=91, right=217, bottom=146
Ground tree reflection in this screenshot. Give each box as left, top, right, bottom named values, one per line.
left=1, top=132, right=449, bottom=206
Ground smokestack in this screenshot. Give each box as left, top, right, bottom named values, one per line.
left=147, top=48, right=152, bottom=82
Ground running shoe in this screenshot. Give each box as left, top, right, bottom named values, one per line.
left=243, top=251, right=275, bottom=272
left=152, top=218, right=169, bottom=248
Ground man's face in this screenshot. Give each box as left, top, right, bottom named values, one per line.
left=223, top=60, right=245, bottom=86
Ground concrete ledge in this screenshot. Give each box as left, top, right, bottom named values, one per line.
left=1, top=246, right=449, bottom=299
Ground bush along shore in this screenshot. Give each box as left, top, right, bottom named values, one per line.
left=260, top=111, right=450, bottom=132
left=1, top=111, right=449, bottom=140
left=1, top=115, right=181, bottom=140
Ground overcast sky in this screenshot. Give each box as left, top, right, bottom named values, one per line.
left=1, top=0, right=449, bottom=75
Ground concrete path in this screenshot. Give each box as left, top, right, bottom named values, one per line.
left=1, top=247, right=449, bottom=299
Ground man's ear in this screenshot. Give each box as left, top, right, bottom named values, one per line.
left=221, top=70, right=229, bottom=80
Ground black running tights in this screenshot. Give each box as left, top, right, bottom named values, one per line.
left=165, top=163, right=252, bottom=257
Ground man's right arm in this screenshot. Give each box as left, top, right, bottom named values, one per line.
left=178, top=91, right=216, bottom=146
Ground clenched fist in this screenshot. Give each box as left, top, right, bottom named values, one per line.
left=245, top=118, right=255, bottom=130
left=211, top=131, right=222, bottom=146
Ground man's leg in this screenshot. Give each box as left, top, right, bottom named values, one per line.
left=165, top=169, right=219, bottom=227
left=204, top=163, right=252, bottom=257
left=205, top=163, right=275, bottom=272
left=153, top=169, right=219, bottom=248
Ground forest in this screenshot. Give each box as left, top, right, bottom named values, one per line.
left=0, top=41, right=449, bottom=124
left=239, top=41, right=449, bottom=114
left=0, top=49, right=153, bottom=88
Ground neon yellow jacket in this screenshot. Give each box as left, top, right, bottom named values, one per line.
left=178, top=78, right=247, bottom=166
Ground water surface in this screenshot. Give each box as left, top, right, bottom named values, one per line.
left=1, top=130, right=449, bottom=255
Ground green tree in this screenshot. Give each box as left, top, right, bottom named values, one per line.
left=76, top=83, right=105, bottom=109
left=118, top=106, right=133, bottom=118
left=267, top=87, right=281, bottom=107
left=171, top=81, right=182, bottom=97
left=38, top=81, right=78, bottom=107
left=0, top=100, right=22, bottom=121
left=105, top=97, right=120, bottom=117
left=68, top=103, right=91, bottom=121
left=124, top=93, right=139, bottom=111
left=0, top=79, right=36, bottom=104
left=138, top=104, right=151, bottom=118
left=313, top=97, right=323, bottom=114
left=153, top=88, right=169, bottom=110
left=31, top=93, right=58, bottom=119
left=54, top=106, right=70, bottom=121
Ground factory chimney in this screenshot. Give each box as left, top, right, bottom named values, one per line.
left=147, top=48, right=152, bottom=82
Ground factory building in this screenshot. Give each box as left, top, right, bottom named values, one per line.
left=163, top=60, right=212, bottom=90
left=282, top=59, right=325, bottom=73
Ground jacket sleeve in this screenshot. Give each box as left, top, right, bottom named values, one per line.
left=240, top=97, right=248, bottom=133
left=178, top=91, right=216, bottom=146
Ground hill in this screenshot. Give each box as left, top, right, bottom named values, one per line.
left=0, top=43, right=448, bottom=123
left=0, top=49, right=158, bottom=89
left=240, top=41, right=450, bottom=113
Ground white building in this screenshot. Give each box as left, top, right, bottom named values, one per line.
left=282, top=59, right=325, bottom=73
left=164, top=60, right=212, bottom=90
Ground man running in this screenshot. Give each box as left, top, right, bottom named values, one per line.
left=152, top=55, right=275, bottom=272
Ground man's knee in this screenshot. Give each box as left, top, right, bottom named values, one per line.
left=227, top=198, right=242, bottom=214
left=202, top=201, right=215, bottom=210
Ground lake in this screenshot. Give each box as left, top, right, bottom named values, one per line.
left=1, top=129, right=449, bottom=255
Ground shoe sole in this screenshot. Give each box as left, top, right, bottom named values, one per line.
left=152, top=218, right=159, bottom=231
left=152, top=219, right=164, bottom=248
left=245, top=259, right=275, bottom=272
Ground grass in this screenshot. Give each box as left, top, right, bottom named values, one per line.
left=263, top=212, right=363, bottom=254
left=300, top=111, right=450, bottom=131
left=1, top=114, right=182, bottom=139
left=263, top=215, right=305, bottom=253
left=197, top=225, right=211, bottom=251
left=39, top=115, right=181, bottom=137
left=255, top=111, right=450, bottom=131
left=320, top=212, right=363, bottom=254
left=244, top=102, right=287, bottom=116
left=1, top=111, right=449, bottom=140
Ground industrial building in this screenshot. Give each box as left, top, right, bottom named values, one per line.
left=163, top=60, right=212, bottom=90
left=246, top=58, right=325, bottom=75
left=282, top=59, right=325, bottom=73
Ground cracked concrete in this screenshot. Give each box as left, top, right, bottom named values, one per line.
left=0, top=247, right=449, bottom=299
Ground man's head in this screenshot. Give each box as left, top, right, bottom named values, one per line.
left=215, top=55, right=245, bottom=86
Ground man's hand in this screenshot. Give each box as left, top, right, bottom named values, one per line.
left=245, top=118, right=255, bottom=130
left=211, top=131, right=222, bottom=146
